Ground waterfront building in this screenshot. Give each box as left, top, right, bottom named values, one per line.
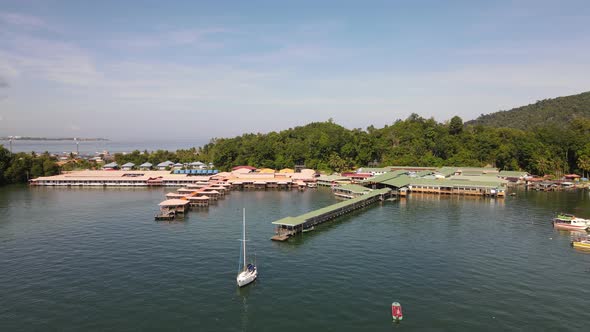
left=121, top=162, right=135, bottom=170
left=158, top=199, right=190, bottom=215
left=497, top=170, right=529, bottom=183
left=564, top=174, right=581, bottom=181
left=356, top=167, right=390, bottom=176
left=317, top=175, right=352, bottom=186
left=342, top=172, right=372, bottom=182
left=30, top=170, right=212, bottom=186
left=189, top=161, right=206, bottom=169
left=157, top=161, right=174, bottom=170
left=332, top=184, right=373, bottom=198
left=232, top=165, right=257, bottom=172
left=360, top=169, right=507, bottom=196
left=102, top=162, right=118, bottom=170
left=139, top=162, right=152, bottom=170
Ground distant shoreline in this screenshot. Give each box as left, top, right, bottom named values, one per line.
left=0, top=137, right=109, bottom=141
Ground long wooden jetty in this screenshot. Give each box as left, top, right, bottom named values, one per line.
left=271, top=188, right=392, bottom=241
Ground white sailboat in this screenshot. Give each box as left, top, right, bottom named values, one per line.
left=237, top=208, right=257, bottom=287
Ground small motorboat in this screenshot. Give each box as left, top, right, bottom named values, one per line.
left=553, top=218, right=590, bottom=231
left=302, top=226, right=315, bottom=233
left=572, top=236, right=590, bottom=249
left=391, top=302, right=403, bottom=321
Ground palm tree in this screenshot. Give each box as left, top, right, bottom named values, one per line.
left=577, top=155, right=590, bottom=178
left=535, top=157, right=549, bottom=176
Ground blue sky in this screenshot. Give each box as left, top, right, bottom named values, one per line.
left=1, top=0, right=589, bottom=140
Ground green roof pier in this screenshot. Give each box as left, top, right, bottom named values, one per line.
left=271, top=188, right=392, bottom=241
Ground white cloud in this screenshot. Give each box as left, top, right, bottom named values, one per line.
left=0, top=12, right=48, bottom=29
left=1, top=32, right=102, bottom=86
left=113, top=27, right=231, bottom=49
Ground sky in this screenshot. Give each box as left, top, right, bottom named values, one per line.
left=1, top=0, right=589, bottom=141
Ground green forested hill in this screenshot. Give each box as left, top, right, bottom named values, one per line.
left=467, top=91, right=590, bottom=130
left=6, top=93, right=590, bottom=185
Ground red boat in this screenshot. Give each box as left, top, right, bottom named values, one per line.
left=391, top=302, right=403, bottom=321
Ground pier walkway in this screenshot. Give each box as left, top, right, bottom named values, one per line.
left=271, top=188, right=392, bottom=241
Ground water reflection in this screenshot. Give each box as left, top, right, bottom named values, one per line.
left=237, top=284, right=254, bottom=331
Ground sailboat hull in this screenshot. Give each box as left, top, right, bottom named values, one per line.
left=237, top=270, right=258, bottom=287
left=237, top=208, right=257, bottom=287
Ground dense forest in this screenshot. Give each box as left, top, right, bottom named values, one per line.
left=467, top=91, right=590, bottom=130
left=194, top=115, right=590, bottom=177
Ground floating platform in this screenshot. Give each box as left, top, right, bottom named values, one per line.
left=271, top=188, right=391, bottom=241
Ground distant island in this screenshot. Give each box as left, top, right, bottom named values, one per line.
left=0, top=137, right=109, bottom=141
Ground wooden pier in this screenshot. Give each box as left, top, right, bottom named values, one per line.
left=271, top=188, right=392, bottom=241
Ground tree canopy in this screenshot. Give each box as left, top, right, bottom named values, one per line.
left=0, top=146, right=59, bottom=184
left=196, top=115, right=590, bottom=177
left=467, top=91, right=590, bottom=130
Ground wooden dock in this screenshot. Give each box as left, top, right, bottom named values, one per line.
left=271, top=188, right=392, bottom=241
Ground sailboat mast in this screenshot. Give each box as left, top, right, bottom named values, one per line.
left=243, top=208, right=246, bottom=269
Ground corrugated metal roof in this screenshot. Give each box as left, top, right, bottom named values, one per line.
left=416, top=170, right=434, bottom=177
left=336, top=184, right=372, bottom=194
left=159, top=199, right=190, bottom=206
left=390, top=166, right=437, bottom=170
left=450, top=175, right=502, bottom=181
left=362, top=170, right=407, bottom=183
left=272, top=188, right=391, bottom=226
left=499, top=170, right=528, bottom=177
left=357, top=167, right=390, bottom=173
left=458, top=167, right=499, bottom=172
left=381, top=175, right=412, bottom=188
left=318, top=175, right=349, bottom=181
left=436, top=167, right=457, bottom=177
left=461, top=171, right=485, bottom=176
left=409, top=178, right=503, bottom=188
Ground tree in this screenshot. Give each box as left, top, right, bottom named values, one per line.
left=42, top=158, right=60, bottom=176
left=577, top=155, right=590, bottom=178
left=0, top=145, right=11, bottom=184
left=328, top=152, right=348, bottom=173
left=449, top=116, right=463, bottom=135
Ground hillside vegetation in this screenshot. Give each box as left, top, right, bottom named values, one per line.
left=467, top=91, right=590, bottom=130
left=193, top=115, right=590, bottom=177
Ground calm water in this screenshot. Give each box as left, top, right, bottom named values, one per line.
left=1, top=186, right=590, bottom=331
